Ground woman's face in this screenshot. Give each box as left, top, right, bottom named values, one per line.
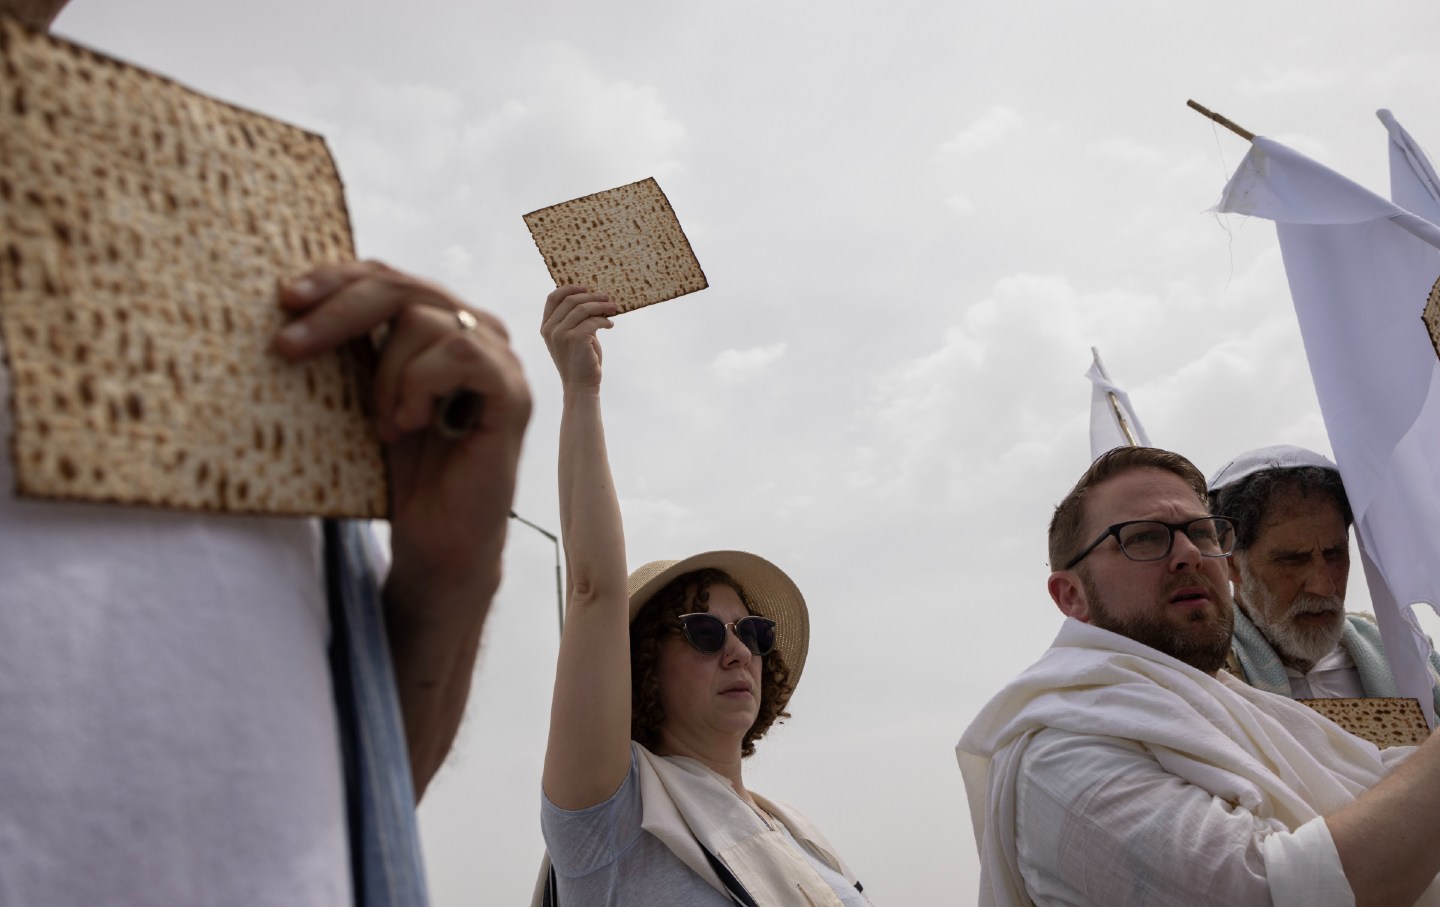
left=654, top=583, right=765, bottom=754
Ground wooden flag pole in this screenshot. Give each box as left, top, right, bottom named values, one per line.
left=1091, top=347, right=1140, bottom=447
left=1187, top=99, right=1256, bottom=142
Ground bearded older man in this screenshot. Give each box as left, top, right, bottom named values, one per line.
left=1209, top=445, right=1440, bottom=711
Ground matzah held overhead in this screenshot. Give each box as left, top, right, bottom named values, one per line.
left=523, top=177, right=707, bottom=314
left=0, top=19, right=386, bottom=518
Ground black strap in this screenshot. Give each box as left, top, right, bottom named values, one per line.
left=702, top=848, right=760, bottom=907
left=542, top=849, right=757, bottom=907
left=322, top=519, right=366, bottom=906
left=542, top=849, right=863, bottom=904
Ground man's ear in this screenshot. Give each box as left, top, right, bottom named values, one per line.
left=1227, top=553, right=1242, bottom=586
left=1048, top=570, right=1091, bottom=622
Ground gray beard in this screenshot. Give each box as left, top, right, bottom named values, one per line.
left=1081, top=571, right=1235, bottom=674
left=1236, top=573, right=1345, bottom=670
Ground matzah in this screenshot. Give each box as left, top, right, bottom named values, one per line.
left=1298, top=697, right=1431, bottom=748
left=1424, top=273, right=1440, bottom=364
left=0, top=19, right=386, bottom=517
left=523, top=177, right=707, bottom=314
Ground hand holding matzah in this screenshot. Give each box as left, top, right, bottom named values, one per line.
left=540, top=286, right=618, bottom=392
left=273, top=259, right=532, bottom=580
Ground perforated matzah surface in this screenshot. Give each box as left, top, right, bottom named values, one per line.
left=523, top=177, right=707, bottom=314
left=1299, top=697, right=1431, bottom=748
left=0, top=20, right=386, bottom=517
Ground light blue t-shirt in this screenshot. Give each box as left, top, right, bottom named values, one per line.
left=541, top=745, right=869, bottom=906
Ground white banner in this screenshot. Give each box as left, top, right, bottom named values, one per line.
left=1216, top=129, right=1440, bottom=724
left=1086, top=347, right=1151, bottom=461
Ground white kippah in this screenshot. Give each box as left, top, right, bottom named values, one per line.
left=1208, top=444, right=1338, bottom=491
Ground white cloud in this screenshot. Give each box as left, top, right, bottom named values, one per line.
left=1238, top=67, right=1343, bottom=95
left=940, top=106, right=1023, bottom=155
left=438, top=245, right=473, bottom=280
left=1086, top=138, right=1164, bottom=165
left=945, top=193, right=976, bottom=214
left=711, top=343, right=787, bottom=383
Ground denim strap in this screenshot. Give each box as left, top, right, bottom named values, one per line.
left=325, top=519, right=429, bottom=907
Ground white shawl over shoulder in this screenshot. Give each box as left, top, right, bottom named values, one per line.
left=957, top=619, right=1432, bottom=907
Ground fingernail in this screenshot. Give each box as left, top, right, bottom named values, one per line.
left=288, top=277, right=318, bottom=298
left=277, top=320, right=311, bottom=346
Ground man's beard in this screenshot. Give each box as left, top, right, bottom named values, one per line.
left=1237, top=571, right=1346, bottom=669
left=1081, top=570, right=1235, bottom=674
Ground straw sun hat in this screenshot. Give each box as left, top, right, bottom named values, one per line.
left=626, top=551, right=811, bottom=691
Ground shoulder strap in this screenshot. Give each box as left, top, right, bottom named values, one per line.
left=703, top=847, right=761, bottom=907
left=540, top=848, right=755, bottom=907
left=542, top=863, right=558, bottom=907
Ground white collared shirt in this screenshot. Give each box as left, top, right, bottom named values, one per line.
left=1286, top=646, right=1366, bottom=700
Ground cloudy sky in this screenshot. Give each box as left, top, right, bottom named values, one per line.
left=53, top=0, right=1440, bottom=902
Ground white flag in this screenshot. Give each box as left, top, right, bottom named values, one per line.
left=1215, top=132, right=1440, bottom=724
left=1086, top=347, right=1151, bottom=460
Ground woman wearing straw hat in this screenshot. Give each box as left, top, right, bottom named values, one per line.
left=535, top=286, right=871, bottom=906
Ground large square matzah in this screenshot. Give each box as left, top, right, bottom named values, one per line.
left=1299, top=697, right=1431, bottom=748
left=523, top=177, right=707, bottom=314
left=1424, top=274, right=1440, bottom=364
left=0, top=20, right=386, bottom=517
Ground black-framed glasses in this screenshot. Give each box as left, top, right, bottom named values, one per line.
left=1064, top=517, right=1237, bottom=570
left=677, top=613, right=777, bottom=656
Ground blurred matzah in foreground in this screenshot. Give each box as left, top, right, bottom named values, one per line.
left=0, top=19, right=386, bottom=518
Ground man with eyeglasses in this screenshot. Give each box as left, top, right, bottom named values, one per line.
left=1209, top=444, right=1440, bottom=710
left=959, top=446, right=1440, bottom=907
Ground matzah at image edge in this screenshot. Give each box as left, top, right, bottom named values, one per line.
left=1425, top=274, right=1440, bottom=362
left=522, top=177, right=707, bottom=314
left=0, top=18, right=386, bottom=519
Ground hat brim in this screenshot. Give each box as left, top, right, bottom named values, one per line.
left=627, top=550, right=810, bottom=694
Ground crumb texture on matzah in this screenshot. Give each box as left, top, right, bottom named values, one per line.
left=1298, top=697, right=1432, bottom=748
left=523, top=177, right=707, bottom=314
left=1424, top=274, right=1440, bottom=363
left=0, top=20, right=386, bottom=517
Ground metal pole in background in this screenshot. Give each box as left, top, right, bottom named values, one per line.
left=510, top=510, right=564, bottom=635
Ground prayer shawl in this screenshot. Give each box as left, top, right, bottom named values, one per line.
left=1228, top=607, right=1440, bottom=714
left=532, top=743, right=863, bottom=907
left=325, top=520, right=429, bottom=907
left=957, top=619, right=1440, bottom=907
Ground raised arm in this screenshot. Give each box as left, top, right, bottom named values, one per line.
left=1327, top=730, right=1440, bottom=907
left=538, top=285, right=634, bottom=810
left=273, top=260, right=532, bottom=800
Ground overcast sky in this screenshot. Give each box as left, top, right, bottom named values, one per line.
left=52, top=1, right=1440, bottom=902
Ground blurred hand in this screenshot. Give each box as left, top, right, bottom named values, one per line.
left=274, top=259, right=531, bottom=584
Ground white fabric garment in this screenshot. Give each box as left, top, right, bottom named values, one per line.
left=0, top=343, right=350, bottom=905
left=1286, top=644, right=1365, bottom=700
left=635, top=746, right=862, bottom=907
left=1085, top=347, right=1151, bottom=460
left=1214, top=132, right=1440, bottom=726
left=538, top=744, right=870, bottom=907
left=957, top=619, right=1440, bottom=907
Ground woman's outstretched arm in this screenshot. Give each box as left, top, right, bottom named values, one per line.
left=539, top=286, right=634, bottom=810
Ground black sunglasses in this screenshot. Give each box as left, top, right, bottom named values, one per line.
left=677, top=613, right=777, bottom=656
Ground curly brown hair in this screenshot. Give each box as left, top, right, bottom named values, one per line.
left=628, top=568, right=794, bottom=758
